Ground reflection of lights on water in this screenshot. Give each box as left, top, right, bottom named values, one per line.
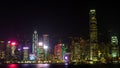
left=65, top=63, right=68, bottom=65
left=65, top=63, right=68, bottom=68
left=22, top=64, right=29, bottom=66
left=37, top=64, right=50, bottom=68
left=8, top=64, right=18, bottom=68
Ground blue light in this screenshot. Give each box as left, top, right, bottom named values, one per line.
left=29, top=55, right=35, bottom=60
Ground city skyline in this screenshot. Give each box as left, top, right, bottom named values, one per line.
left=0, top=1, right=120, bottom=64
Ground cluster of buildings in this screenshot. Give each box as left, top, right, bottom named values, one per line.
left=0, top=30, right=68, bottom=63
left=0, top=9, right=119, bottom=64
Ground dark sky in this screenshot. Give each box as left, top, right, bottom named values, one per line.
left=0, top=0, right=119, bottom=40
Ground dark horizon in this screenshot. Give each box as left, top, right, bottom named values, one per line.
left=0, top=0, right=119, bottom=41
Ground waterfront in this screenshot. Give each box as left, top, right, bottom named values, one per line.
left=0, top=64, right=119, bottom=68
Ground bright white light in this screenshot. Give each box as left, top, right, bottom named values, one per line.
left=11, top=42, right=16, bottom=46
left=44, top=45, right=48, bottom=49
left=38, top=42, right=43, bottom=46
left=65, top=56, right=68, bottom=60
left=8, top=41, right=11, bottom=43
left=23, top=47, right=29, bottom=49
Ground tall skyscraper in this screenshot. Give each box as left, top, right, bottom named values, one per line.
left=0, top=41, right=5, bottom=59
left=43, top=34, right=49, bottom=46
left=89, top=9, right=98, bottom=61
left=32, top=30, right=38, bottom=54
left=54, top=44, right=61, bottom=60
left=111, top=36, right=119, bottom=59
left=43, top=34, right=49, bottom=60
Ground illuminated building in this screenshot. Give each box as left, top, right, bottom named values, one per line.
left=29, top=54, right=35, bottom=61
left=43, top=34, right=49, bottom=47
left=11, top=42, right=16, bottom=56
left=111, top=36, right=119, bottom=59
left=62, top=44, right=66, bottom=60
left=89, top=9, right=98, bottom=61
left=54, top=43, right=66, bottom=61
left=6, top=41, right=11, bottom=60
left=54, top=44, right=62, bottom=60
left=0, top=40, right=5, bottom=59
left=37, top=42, right=44, bottom=60
left=23, top=47, right=29, bottom=60
left=32, top=30, right=38, bottom=55
left=70, top=37, right=81, bottom=62
left=43, top=34, right=49, bottom=60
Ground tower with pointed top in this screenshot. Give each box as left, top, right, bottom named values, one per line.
left=89, top=9, right=98, bottom=60
left=32, top=30, right=38, bottom=54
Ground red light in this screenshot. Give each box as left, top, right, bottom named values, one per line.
left=11, top=42, right=16, bottom=46
left=8, top=64, right=18, bottom=68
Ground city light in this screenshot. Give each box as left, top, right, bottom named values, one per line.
left=65, top=56, right=68, bottom=60
left=8, top=41, right=11, bottom=44
left=38, top=42, right=43, bottom=46
left=44, top=45, right=48, bottom=49
left=29, top=54, right=35, bottom=61
left=11, top=42, right=16, bottom=46
left=23, top=47, right=29, bottom=49
left=18, top=48, right=21, bottom=51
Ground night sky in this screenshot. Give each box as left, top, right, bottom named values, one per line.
left=0, top=0, right=119, bottom=41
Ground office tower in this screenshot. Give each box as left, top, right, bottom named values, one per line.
left=43, top=34, right=49, bottom=60
left=0, top=41, right=5, bottom=59
left=32, top=30, right=38, bottom=54
left=23, top=47, right=29, bottom=60
left=111, top=36, right=119, bottom=59
left=89, top=9, right=98, bottom=60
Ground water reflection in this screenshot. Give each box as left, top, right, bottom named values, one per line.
left=37, top=64, right=50, bottom=68
left=8, top=64, right=18, bottom=68
left=22, top=64, right=29, bottom=67
left=3, top=64, right=120, bottom=68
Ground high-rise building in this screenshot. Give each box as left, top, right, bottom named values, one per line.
left=32, top=30, right=38, bottom=54
left=43, top=34, right=49, bottom=60
left=0, top=40, right=5, bottom=60
left=54, top=43, right=66, bottom=61
left=54, top=43, right=62, bottom=60
left=111, top=36, right=119, bottom=59
left=37, top=41, right=44, bottom=60
left=5, top=41, right=11, bottom=61
left=89, top=9, right=98, bottom=61
left=23, top=47, right=29, bottom=60
left=43, top=34, right=49, bottom=46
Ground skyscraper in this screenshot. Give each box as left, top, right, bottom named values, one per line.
left=89, top=9, right=98, bottom=61
left=43, top=34, right=49, bottom=60
left=111, top=36, right=119, bottom=59
left=23, top=47, right=29, bottom=60
left=43, top=34, right=49, bottom=46
left=32, top=30, right=38, bottom=54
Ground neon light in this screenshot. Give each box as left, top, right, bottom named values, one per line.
left=11, top=42, right=16, bottom=46
left=23, top=47, right=29, bottom=49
